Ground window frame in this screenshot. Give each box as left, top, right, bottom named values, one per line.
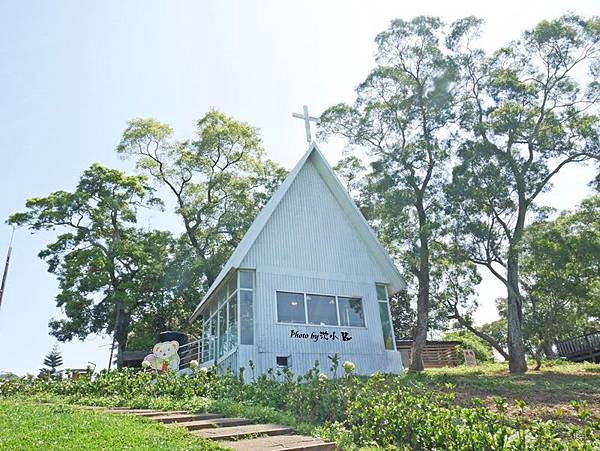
left=376, top=283, right=397, bottom=350
left=276, top=290, right=307, bottom=324
left=275, top=290, right=367, bottom=329
left=337, top=296, right=366, bottom=328
left=306, top=293, right=339, bottom=326
left=238, top=269, right=255, bottom=346
left=201, top=271, right=243, bottom=365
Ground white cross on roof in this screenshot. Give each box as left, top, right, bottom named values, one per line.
left=292, top=105, right=319, bottom=143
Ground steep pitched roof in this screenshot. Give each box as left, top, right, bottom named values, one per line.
left=190, top=142, right=406, bottom=321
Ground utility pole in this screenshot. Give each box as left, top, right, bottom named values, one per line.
left=0, top=227, right=15, bottom=313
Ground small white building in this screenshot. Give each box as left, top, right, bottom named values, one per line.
left=190, top=143, right=405, bottom=377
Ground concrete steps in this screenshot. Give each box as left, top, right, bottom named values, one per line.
left=150, top=413, right=224, bottom=423
left=220, top=435, right=337, bottom=451
left=171, top=417, right=255, bottom=431
left=100, top=407, right=337, bottom=450
left=195, top=423, right=294, bottom=440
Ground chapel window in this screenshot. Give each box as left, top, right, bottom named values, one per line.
left=337, top=297, right=365, bottom=327
left=376, top=283, right=395, bottom=350
left=276, top=291, right=306, bottom=324
left=306, top=294, right=338, bottom=326
left=239, top=270, right=254, bottom=345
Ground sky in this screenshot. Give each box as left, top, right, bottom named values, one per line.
left=0, top=0, right=597, bottom=375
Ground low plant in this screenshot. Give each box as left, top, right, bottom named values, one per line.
left=1, top=361, right=598, bottom=450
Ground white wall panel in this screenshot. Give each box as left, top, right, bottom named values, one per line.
left=236, top=156, right=402, bottom=376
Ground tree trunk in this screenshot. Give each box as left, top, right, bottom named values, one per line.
left=450, top=309, right=509, bottom=361
left=533, top=342, right=544, bottom=371
left=410, top=206, right=430, bottom=372
left=506, top=247, right=528, bottom=374
left=114, top=307, right=129, bottom=370
left=542, top=338, right=556, bottom=358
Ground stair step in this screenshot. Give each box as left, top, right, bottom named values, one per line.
left=89, top=408, right=335, bottom=450
left=151, top=413, right=223, bottom=423
left=105, top=409, right=164, bottom=415
left=219, top=434, right=337, bottom=451
left=178, top=417, right=253, bottom=431
left=195, top=424, right=294, bottom=441
left=106, top=408, right=161, bottom=412
left=130, top=410, right=189, bottom=417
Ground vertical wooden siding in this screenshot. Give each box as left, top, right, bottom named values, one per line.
left=240, top=156, right=402, bottom=376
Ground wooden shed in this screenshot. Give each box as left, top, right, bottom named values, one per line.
left=396, top=340, right=461, bottom=368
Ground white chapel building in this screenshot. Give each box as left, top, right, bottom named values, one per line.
left=189, top=143, right=406, bottom=377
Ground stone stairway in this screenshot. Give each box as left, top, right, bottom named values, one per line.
left=102, top=407, right=336, bottom=450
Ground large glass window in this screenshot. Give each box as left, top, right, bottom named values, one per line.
left=239, top=270, right=254, bottom=345
left=201, top=314, right=213, bottom=363
left=207, top=315, right=217, bottom=361
left=217, top=305, right=227, bottom=358
left=239, top=270, right=254, bottom=289
left=277, top=291, right=306, bottom=324
left=240, top=290, right=254, bottom=344
left=276, top=290, right=366, bottom=327
left=338, top=297, right=365, bottom=327
left=228, top=297, right=238, bottom=345
left=376, top=284, right=395, bottom=350
left=200, top=272, right=241, bottom=364
left=376, top=284, right=387, bottom=301
left=227, top=276, right=237, bottom=298
left=307, top=294, right=338, bottom=326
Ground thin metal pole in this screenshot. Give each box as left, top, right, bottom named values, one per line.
left=0, top=227, right=15, bottom=313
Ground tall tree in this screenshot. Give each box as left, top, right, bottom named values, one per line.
left=320, top=17, right=466, bottom=371
left=117, top=110, right=287, bottom=290
left=8, top=164, right=170, bottom=368
left=521, top=195, right=600, bottom=360
left=41, top=344, right=63, bottom=376
left=334, top=156, right=417, bottom=340
left=448, top=15, right=600, bottom=373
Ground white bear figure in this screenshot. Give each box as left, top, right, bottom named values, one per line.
left=143, top=341, right=180, bottom=372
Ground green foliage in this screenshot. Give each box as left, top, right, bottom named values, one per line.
left=320, top=373, right=600, bottom=450
left=2, top=363, right=599, bottom=450
left=480, top=315, right=508, bottom=351
left=0, top=400, right=222, bottom=450
left=444, top=329, right=494, bottom=363
left=521, top=195, right=600, bottom=352
left=117, top=110, right=287, bottom=289
left=322, top=17, right=483, bottom=370
left=41, top=344, right=63, bottom=377
left=8, top=164, right=171, bottom=366
left=447, top=14, right=600, bottom=372
left=8, top=111, right=287, bottom=365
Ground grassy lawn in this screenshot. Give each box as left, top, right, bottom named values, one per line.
left=0, top=400, right=225, bottom=451
left=407, top=361, right=600, bottom=422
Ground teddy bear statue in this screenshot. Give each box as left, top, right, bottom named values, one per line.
left=143, top=340, right=180, bottom=372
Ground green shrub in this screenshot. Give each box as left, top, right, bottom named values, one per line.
left=2, top=363, right=598, bottom=450
left=444, top=329, right=495, bottom=363
left=321, top=374, right=598, bottom=450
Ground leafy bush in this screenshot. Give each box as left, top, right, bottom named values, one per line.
left=320, top=375, right=598, bottom=450
left=1, top=363, right=598, bottom=450
left=444, top=329, right=495, bottom=363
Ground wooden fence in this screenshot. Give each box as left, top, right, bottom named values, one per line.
left=556, top=332, right=600, bottom=363
left=396, top=340, right=460, bottom=368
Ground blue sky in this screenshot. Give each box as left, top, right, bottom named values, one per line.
left=1, top=0, right=597, bottom=374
